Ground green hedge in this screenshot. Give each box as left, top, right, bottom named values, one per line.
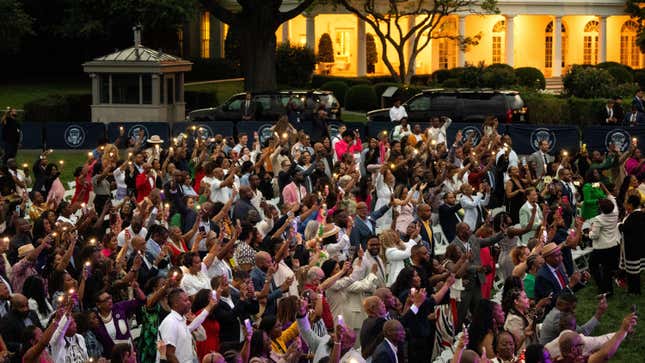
left=432, top=69, right=453, bottom=84
left=563, top=65, right=616, bottom=98
left=184, top=91, right=218, bottom=111
left=344, top=84, right=377, bottom=112
left=515, top=67, right=546, bottom=90
left=320, top=81, right=349, bottom=106
left=24, top=94, right=92, bottom=122
left=276, top=43, right=316, bottom=87
left=185, top=58, right=241, bottom=82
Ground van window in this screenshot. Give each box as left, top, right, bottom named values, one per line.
left=227, top=98, right=243, bottom=111
left=407, top=95, right=431, bottom=111
left=320, top=94, right=339, bottom=107
left=254, top=95, right=273, bottom=110
left=460, top=93, right=505, bottom=114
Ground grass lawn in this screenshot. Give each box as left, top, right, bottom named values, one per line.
left=185, top=80, right=244, bottom=106
left=570, top=277, right=645, bottom=362
left=16, top=149, right=95, bottom=185
left=0, top=81, right=90, bottom=109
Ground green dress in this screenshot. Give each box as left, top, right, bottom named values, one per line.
left=581, top=183, right=606, bottom=220
left=137, top=303, right=169, bottom=362
left=524, top=273, right=536, bottom=300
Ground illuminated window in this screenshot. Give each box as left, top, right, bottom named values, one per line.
left=177, top=29, right=184, bottom=57
left=335, top=29, right=351, bottom=57
left=621, top=20, right=640, bottom=67
left=438, top=19, right=457, bottom=69
left=492, top=20, right=505, bottom=64
left=583, top=20, right=599, bottom=65
left=201, top=12, right=211, bottom=59
left=545, top=21, right=566, bottom=68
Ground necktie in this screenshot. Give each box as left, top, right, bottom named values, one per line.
left=375, top=257, right=385, bottom=280
left=543, top=153, right=548, bottom=166
left=555, top=269, right=566, bottom=289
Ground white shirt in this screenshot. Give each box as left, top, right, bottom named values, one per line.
left=50, top=315, right=88, bottom=363
left=392, top=124, right=411, bottom=141
left=158, top=309, right=209, bottom=363
left=113, top=168, right=127, bottom=190
left=180, top=263, right=212, bottom=296
left=57, top=214, right=78, bottom=225
left=389, top=105, right=408, bottom=122
left=207, top=257, right=233, bottom=280
left=426, top=118, right=452, bottom=145
left=117, top=226, right=148, bottom=249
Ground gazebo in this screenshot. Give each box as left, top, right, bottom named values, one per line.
left=83, top=26, right=193, bottom=123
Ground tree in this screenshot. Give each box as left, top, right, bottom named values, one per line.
left=317, top=33, right=335, bottom=62
left=338, top=0, right=498, bottom=84
left=625, top=1, right=645, bottom=53
left=0, top=0, right=33, bottom=55
left=200, top=0, right=316, bottom=92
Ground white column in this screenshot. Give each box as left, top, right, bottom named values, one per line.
left=458, top=15, right=466, bottom=67
left=357, top=19, right=367, bottom=76
left=282, top=20, right=290, bottom=44
left=306, top=15, right=316, bottom=50
left=152, top=74, right=160, bottom=105
left=553, top=16, right=563, bottom=77
left=599, top=16, right=607, bottom=63
left=505, top=15, right=515, bottom=67
left=90, top=73, right=99, bottom=105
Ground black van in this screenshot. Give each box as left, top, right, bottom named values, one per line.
left=366, top=89, right=527, bottom=123
left=188, top=90, right=341, bottom=122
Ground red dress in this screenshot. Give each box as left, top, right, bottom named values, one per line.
left=195, top=312, right=220, bottom=361
left=167, top=240, right=188, bottom=266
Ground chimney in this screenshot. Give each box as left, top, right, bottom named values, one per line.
left=133, top=24, right=142, bottom=60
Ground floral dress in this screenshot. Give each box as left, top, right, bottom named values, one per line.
left=137, top=303, right=169, bottom=362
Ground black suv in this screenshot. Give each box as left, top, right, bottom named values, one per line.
left=366, top=89, right=527, bottom=123
left=188, top=90, right=341, bottom=122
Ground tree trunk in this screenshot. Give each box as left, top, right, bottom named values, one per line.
left=239, top=23, right=278, bottom=91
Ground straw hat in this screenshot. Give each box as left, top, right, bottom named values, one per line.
left=18, top=244, right=35, bottom=258
left=147, top=135, right=164, bottom=144
left=320, top=223, right=340, bottom=239
left=542, top=242, right=561, bottom=257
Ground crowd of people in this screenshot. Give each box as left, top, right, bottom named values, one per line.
left=0, top=105, right=641, bottom=363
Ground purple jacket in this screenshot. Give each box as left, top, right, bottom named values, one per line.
left=93, top=298, right=144, bottom=357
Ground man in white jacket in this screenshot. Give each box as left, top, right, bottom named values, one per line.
left=588, top=187, right=620, bottom=296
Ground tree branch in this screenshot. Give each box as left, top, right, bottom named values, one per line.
left=199, top=0, right=239, bottom=25
left=279, top=0, right=317, bottom=22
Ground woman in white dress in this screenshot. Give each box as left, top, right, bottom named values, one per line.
left=381, top=229, right=417, bottom=286
left=373, top=165, right=396, bottom=232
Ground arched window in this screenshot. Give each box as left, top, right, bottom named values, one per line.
left=438, top=19, right=457, bottom=69
left=545, top=21, right=566, bottom=69
left=621, top=20, right=640, bottom=67
left=492, top=20, right=505, bottom=64
left=583, top=20, right=599, bottom=65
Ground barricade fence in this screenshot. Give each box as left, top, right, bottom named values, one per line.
left=10, top=121, right=645, bottom=154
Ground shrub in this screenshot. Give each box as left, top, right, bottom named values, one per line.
left=320, top=81, right=349, bottom=106
left=344, top=84, right=377, bottom=111
left=442, top=78, right=459, bottom=88
left=311, top=75, right=371, bottom=88
left=563, top=65, right=615, bottom=98
left=609, top=83, right=640, bottom=99
left=24, top=94, right=92, bottom=122
left=596, top=62, right=633, bottom=73
left=515, top=67, right=546, bottom=90
left=482, top=64, right=517, bottom=88
left=185, top=58, right=241, bottom=82
left=567, top=97, right=607, bottom=126
left=317, top=33, right=334, bottom=63
left=366, top=33, right=378, bottom=73
left=410, top=74, right=432, bottom=86
left=366, top=75, right=397, bottom=84
left=521, top=91, right=568, bottom=124
left=184, top=91, right=218, bottom=111
left=451, top=66, right=484, bottom=88
left=634, top=69, right=645, bottom=90
left=432, top=69, right=453, bottom=84
left=605, top=66, right=634, bottom=84
left=275, top=42, right=316, bottom=87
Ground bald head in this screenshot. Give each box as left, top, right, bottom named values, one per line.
left=239, top=186, right=253, bottom=200
left=456, top=222, right=471, bottom=240
left=417, top=203, right=431, bottom=220
left=202, top=353, right=225, bottom=363
left=559, top=330, right=582, bottom=357
left=11, top=293, right=28, bottom=315
left=363, top=296, right=385, bottom=317
left=459, top=349, right=482, bottom=363
left=256, top=251, right=271, bottom=269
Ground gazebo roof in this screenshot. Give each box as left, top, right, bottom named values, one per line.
left=93, top=46, right=183, bottom=63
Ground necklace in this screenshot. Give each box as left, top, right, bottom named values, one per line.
left=99, top=311, right=113, bottom=324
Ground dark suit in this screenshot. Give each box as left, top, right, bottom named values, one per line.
left=241, top=100, right=257, bottom=120
left=360, top=316, right=386, bottom=355
left=399, top=297, right=437, bottom=361
left=632, top=96, right=645, bottom=113
left=350, top=205, right=390, bottom=248
left=534, top=263, right=577, bottom=304
left=623, top=111, right=645, bottom=126
left=599, top=105, right=618, bottom=125
left=213, top=289, right=259, bottom=347
left=372, top=339, right=398, bottom=363
left=416, top=218, right=435, bottom=257
left=439, top=203, right=461, bottom=243
left=0, top=310, right=43, bottom=358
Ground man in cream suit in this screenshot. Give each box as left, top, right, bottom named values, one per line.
left=529, top=140, right=554, bottom=178
left=519, top=188, right=543, bottom=245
